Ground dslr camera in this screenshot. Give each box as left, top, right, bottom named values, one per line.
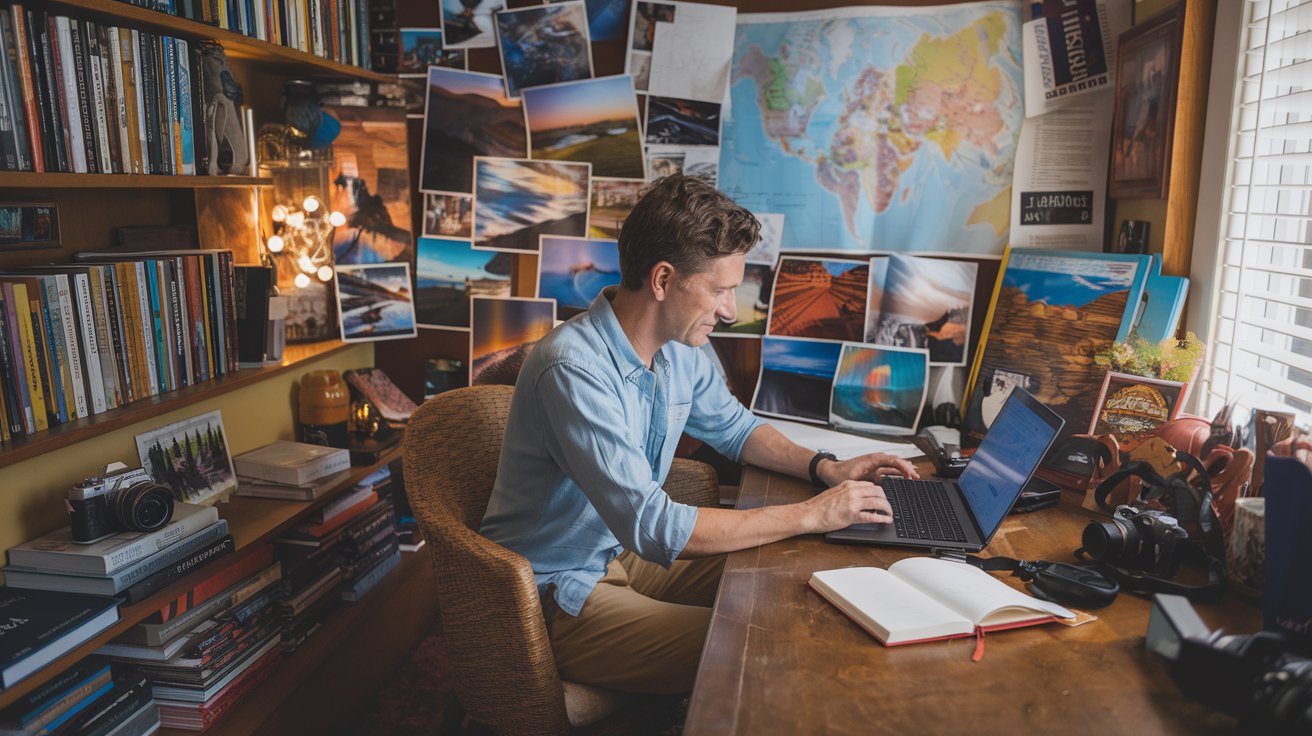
left=1147, top=594, right=1312, bottom=733
left=67, top=462, right=175, bottom=544
left=1081, top=503, right=1188, bottom=577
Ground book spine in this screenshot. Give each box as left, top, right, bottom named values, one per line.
left=87, top=266, right=121, bottom=409
left=142, top=259, right=167, bottom=393
left=155, top=547, right=274, bottom=623
left=121, top=534, right=234, bottom=605
left=107, top=27, right=130, bottom=174
left=99, top=519, right=231, bottom=590
left=342, top=548, right=400, bottom=601
left=35, top=277, right=68, bottom=424
left=137, top=31, right=159, bottom=174
left=167, top=258, right=188, bottom=387
left=197, top=255, right=215, bottom=380
left=83, top=21, right=112, bottom=174
left=17, top=666, right=112, bottom=730
left=71, top=273, right=107, bottom=415
left=183, top=256, right=206, bottom=383
left=103, top=264, right=134, bottom=403
left=133, top=261, right=160, bottom=396
left=186, top=42, right=206, bottom=175
left=40, top=15, right=69, bottom=172
left=64, top=18, right=96, bottom=173
left=53, top=274, right=88, bottom=419
left=96, top=24, right=120, bottom=174
left=0, top=289, right=23, bottom=436
left=11, top=283, right=46, bottom=432
left=156, top=35, right=174, bottom=174
left=0, top=13, right=22, bottom=171
left=9, top=6, right=42, bottom=171
left=175, top=38, right=194, bottom=175
left=130, top=30, right=148, bottom=174
left=24, top=283, right=57, bottom=428
left=2, top=283, right=35, bottom=433
left=162, top=37, right=178, bottom=174
left=219, top=251, right=237, bottom=375
left=98, top=508, right=219, bottom=573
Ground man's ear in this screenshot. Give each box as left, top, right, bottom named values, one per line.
left=650, top=261, right=675, bottom=302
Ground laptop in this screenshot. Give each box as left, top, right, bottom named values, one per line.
left=824, top=388, right=1064, bottom=552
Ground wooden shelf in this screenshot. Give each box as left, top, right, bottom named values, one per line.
left=0, top=340, right=351, bottom=471
left=0, top=172, right=271, bottom=189
left=33, top=0, right=394, bottom=83
left=0, top=444, right=404, bottom=711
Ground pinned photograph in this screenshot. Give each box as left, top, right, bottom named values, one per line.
left=829, top=343, right=929, bottom=435
left=0, top=203, right=59, bottom=249
left=766, top=256, right=870, bottom=342
left=470, top=296, right=557, bottom=385
left=423, top=192, right=473, bottom=238
left=440, top=0, right=506, bottom=49
left=496, top=2, right=594, bottom=98
left=551, top=0, right=629, bottom=42
left=629, top=51, right=652, bottom=90
left=645, top=96, right=720, bottom=147
left=537, top=236, right=622, bottom=319
left=870, top=255, right=978, bottom=366
left=398, top=28, right=466, bottom=72
left=751, top=336, right=842, bottom=425
left=420, top=67, right=527, bottom=193
left=589, top=177, right=647, bottom=238
left=135, top=410, right=237, bottom=505
left=629, top=0, right=675, bottom=53
left=1089, top=372, right=1186, bottom=453
left=863, top=256, right=889, bottom=343
left=416, top=237, right=512, bottom=329
left=713, top=261, right=774, bottom=338
left=334, top=263, right=419, bottom=342
left=648, top=149, right=684, bottom=180
left=524, top=75, right=645, bottom=179
left=473, top=157, right=591, bottom=252
left=645, top=144, right=716, bottom=184
left=745, top=212, right=782, bottom=265
left=328, top=107, right=414, bottom=265
left=400, top=75, right=426, bottom=115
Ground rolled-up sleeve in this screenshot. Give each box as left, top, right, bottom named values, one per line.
left=535, top=361, right=699, bottom=566
left=683, top=350, right=764, bottom=462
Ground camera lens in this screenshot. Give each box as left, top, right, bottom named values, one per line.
left=1082, top=516, right=1140, bottom=563
left=112, top=481, right=176, bottom=533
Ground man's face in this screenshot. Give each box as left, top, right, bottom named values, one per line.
left=663, top=253, right=745, bottom=347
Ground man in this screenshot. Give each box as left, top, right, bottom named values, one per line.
left=480, top=175, right=917, bottom=694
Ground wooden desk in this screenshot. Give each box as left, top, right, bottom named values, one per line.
left=684, top=466, right=1261, bottom=735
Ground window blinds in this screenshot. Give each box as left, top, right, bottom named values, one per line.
left=1204, top=0, right=1312, bottom=420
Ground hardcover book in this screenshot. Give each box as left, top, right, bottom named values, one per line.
left=808, top=557, right=1072, bottom=647
left=0, top=587, right=119, bottom=690
left=233, top=470, right=351, bottom=501
left=232, top=441, right=350, bottom=486
left=6, top=503, right=220, bottom=576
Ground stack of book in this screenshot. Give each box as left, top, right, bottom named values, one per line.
left=0, top=8, right=249, bottom=174
left=0, top=588, right=119, bottom=693
left=95, top=546, right=283, bottom=733
left=368, top=462, right=424, bottom=552
left=336, top=491, right=398, bottom=604
left=232, top=441, right=351, bottom=501
left=0, top=660, right=161, bottom=736
left=0, top=250, right=239, bottom=443
left=3, top=504, right=229, bottom=603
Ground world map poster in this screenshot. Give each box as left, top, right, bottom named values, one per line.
left=721, top=2, right=1024, bottom=255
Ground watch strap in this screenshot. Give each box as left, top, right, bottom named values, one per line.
left=809, top=451, right=837, bottom=487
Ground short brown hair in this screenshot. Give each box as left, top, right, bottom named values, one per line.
left=617, top=175, right=760, bottom=290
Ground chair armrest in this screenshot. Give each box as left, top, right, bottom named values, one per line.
left=664, top=458, right=720, bottom=508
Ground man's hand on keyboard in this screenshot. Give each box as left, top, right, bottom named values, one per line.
left=816, top=452, right=920, bottom=488
left=801, top=480, right=893, bottom=532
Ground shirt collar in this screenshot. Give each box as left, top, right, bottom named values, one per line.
left=588, top=287, right=668, bottom=381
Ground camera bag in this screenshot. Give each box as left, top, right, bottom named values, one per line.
left=939, top=553, right=1121, bottom=609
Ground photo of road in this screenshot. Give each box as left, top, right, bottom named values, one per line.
left=766, top=257, right=869, bottom=341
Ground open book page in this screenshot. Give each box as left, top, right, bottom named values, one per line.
left=809, top=567, right=972, bottom=644
left=888, top=557, right=1073, bottom=626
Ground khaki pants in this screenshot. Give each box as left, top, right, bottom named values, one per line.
left=543, top=550, right=725, bottom=694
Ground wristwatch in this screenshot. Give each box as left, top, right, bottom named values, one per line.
left=809, top=451, right=837, bottom=488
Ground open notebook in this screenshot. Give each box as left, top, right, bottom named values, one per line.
left=809, top=557, right=1074, bottom=646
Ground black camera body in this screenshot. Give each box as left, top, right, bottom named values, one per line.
left=1147, top=594, right=1312, bottom=734
left=67, top=463, right=175, bottom=544
left=1082, top=504, right=1188, bottom=577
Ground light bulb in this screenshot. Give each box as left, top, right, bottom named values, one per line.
left=298, top=255, right=315, bottom=273
left=294, top=273, right=311, bottom=288
left=266, top=235, right=285, bottom=253
left=329, top=211, right=346, bottom=227
left=303, top=196, right=321, bottom=213
left=271, top=204, right=288, bottom=222
left=287, top=211, right=306, bottom=228
left=317, top=266, right=334, bottom=282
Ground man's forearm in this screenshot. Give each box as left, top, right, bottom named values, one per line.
left=680, top=504, right=817, bottom=557
left=738, top=424, right=829, bottom=483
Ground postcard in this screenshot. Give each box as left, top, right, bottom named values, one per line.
left=589, top=177, right=648, bottom=239
left=745, top=212, right=782, bottom=265
left=334, top=263, right=419, bottom=342
left=870, top=255, right=978, bottom=367
left=135, top=409, right=237, bottom=505
left=1089, top=372, right=1186, bottom=453
left=645, top=144, right=716, bottom=184
left=765, top=256, right=869, bottom=342
left=537, top=236, right=622, bottom=319
left=327, top=107, right=414, bottom=265
left=863, top=256, right=889, bottom=343
left=524, top=75, right=645, bottom=179
left=550, top=0, right=629, bottom=42
left=712, top=261, right=774, bottom=338
left=419, top=67, right=527, bottom=193
left=645, top=96, right=720, bottom=147
left=416, top=237, right=512, bottom=330
left=470, top=296, right=557, bottom=385
left=440, top=0, right=506, bottom=49
left=646, top=3, right=737, bottom=103
left=751, top=336, right=842, bottom=425
left=473, top=156, right=591, bottom=252
left=398, top=28, right=466, bottom=73
left=496, top=2, right=594, bottom=98
left=828, top=343, right=929, bottom=436
left=422, top=192, right=473, bottom=239
left=625, top=0, right=676, bottom=91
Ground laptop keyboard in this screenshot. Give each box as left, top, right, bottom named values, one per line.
left=882, top=477, right=968, bottom=543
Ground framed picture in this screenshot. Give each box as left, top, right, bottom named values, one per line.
left=135, top=409, right=237, bottom=505
left=0, top=203, right=60, bottom=250
left=1089, top=371, right=1187, bottom=453
left=1109, top=7, right=1179, bottom=199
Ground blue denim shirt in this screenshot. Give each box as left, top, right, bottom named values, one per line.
left=479, top=289, right=763, bottom=616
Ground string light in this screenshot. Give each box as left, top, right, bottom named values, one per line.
left=294, top=273, right=311, bottom=288
left=271, top=205, right=288, bottom=223
left=266, top=235, right=285, bottom=253
left=303, top=196, right=321, bottom=213
left=317, top=265, right=335, bottom=282
left=329, top=211, right=346, bottom=227
left=286, top=211, right=306, bottom=228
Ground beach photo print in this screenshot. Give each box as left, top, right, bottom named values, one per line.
left=334, top=263, right=419, bottom=342
left=750, top=336, right=842, bottom=425
left=473, top=157, right=591, bottom=252
left=828, top=343, right=929, bottom=435
left=416, top=237, right=513, bottom=329
left=523, top=75, right=645, bottom=179
left=470, top=296, right=557, bottom=385
left=537, top=236, right=622, bottom=319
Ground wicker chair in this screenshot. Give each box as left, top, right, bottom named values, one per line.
left=403, top=385, right=720, bottom=735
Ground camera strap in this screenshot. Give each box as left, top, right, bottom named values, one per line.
left=1074, top=543, right=1226, bottom=603
left=936, top=552, right=1120, bottom=609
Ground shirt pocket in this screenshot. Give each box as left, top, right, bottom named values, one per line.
left=661, top=401, right=693, bottom=470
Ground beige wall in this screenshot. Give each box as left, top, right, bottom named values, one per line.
left=0, top=343, right=374, bottom=552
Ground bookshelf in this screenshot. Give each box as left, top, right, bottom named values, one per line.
left=0, top=444, right=405, bottom=711
left=0, top=173, right=271, bottom=188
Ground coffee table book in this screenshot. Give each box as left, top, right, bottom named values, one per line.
left=5, top=504, right=220, bottom=576
left=0, top=588, right=119, bottom=690
left=232, top=441, right=351, bottom=486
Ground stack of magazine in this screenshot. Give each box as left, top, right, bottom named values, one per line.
left=4, top=504, right=230, bottom=604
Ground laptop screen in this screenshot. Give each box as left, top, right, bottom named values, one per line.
left=957, top=390, right=1062, bottom=536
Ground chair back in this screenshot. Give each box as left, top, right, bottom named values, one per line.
left=404, top=385, right=571, bottom=735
